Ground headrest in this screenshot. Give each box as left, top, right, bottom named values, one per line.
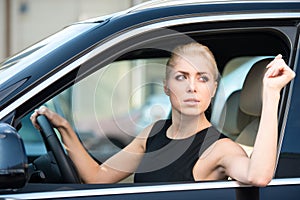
left=240, top=58, right=272, bottom=116
left=221, top=91, right=251, bottom=136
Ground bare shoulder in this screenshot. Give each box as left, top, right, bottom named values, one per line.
left=214, top=138, right=247, bottom=157
left=127, top=121, right=156, bottom=152
left=137, top=122, right=155, bottom=138
left=199, top=137, right=245, bottom=161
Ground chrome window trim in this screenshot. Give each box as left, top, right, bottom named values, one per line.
left=1, top=12, right=300, bottom=119
left=1, top=178, right=300, bottom=199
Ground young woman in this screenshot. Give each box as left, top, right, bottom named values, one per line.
left=31, top=42, right=295, bottom=186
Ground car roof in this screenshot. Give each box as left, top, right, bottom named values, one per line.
left=128, top=0, right=300, bottom=12
left=83, top=0, right=300, bottom=23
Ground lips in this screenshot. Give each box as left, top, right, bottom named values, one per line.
left=183, top=98, right=200, bottom=106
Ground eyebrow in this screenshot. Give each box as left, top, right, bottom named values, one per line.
left=176, top=70, right=210, bottom=76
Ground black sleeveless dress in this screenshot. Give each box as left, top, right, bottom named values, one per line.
left=134, top=119, right=227, bottom=183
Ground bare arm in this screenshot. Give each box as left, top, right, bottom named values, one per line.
left=220, top=55, right=295, bottom=186
left=31, top=107, right=150, bottom=183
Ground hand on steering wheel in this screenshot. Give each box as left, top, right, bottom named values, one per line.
left=36, top=115, right=81, bottom=183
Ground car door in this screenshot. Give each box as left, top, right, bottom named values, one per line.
left=1, top=10, right=300, bottom=200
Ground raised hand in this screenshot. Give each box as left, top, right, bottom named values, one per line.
left=264, top=54, right=296, bottom=92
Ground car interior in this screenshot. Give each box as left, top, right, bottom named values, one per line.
left=212, top=57, right=273, bottom=156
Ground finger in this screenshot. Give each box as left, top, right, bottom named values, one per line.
left=37, top=106, right=55, bottom=121
left=284, top=66, right=296, bottom=80
left=30, top=110, right=41, bottom=130
left=271, top=67, right=283, bottom=77
left=266, top=54, right=283, bottom=69
left=270, top=63, right=286, bottom=77
left=265, top=63, right=278, bottom=77
left=30, top=110, right=38, bottom=124
left=37, top=105, right=48, bottom=114
left=268, top=57, right=288, bottom=77
left=275, top=54, right=282, bottom=59
left=266, top=60, right=275, bottom=69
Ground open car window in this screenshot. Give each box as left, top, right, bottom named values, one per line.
left=16, top=20, right=293, bottom=187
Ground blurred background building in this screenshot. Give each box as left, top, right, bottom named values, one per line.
left=0, top=0, right=150, bottom=62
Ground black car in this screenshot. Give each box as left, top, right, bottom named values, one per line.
left=1, top=0, right=300, bottom=199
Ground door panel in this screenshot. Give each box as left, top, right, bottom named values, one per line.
left=260, top=182, right=300, bottom=200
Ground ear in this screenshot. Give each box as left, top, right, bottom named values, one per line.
left=211, top=81, right=218, bottom=98
left=163, top=80, right=170, bottom=96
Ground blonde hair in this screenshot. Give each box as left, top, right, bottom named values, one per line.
left=166, top=42, right=218, bottom=81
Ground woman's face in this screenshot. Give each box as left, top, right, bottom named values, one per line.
left=165, top=55, right=217, bottom=117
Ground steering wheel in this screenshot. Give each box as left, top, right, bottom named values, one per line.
left=36, top=115, right=81, bottom=183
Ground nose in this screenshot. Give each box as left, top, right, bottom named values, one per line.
left=186, top=79, right=197, bottom=93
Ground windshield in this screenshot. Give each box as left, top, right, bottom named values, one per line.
left=0, top=23, right=99, bottom=85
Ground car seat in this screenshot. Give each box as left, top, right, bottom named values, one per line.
left=217, top=58, right=272, bottom=156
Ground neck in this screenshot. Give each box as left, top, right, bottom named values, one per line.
left=168, top=112, right=211, bottom=139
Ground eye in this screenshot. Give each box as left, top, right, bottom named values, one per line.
left=198, top=75, right=209, bottom=82
left=175, top=74, right=186, bottom=81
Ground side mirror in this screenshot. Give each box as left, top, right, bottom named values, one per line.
left=0, top=123, right=28, bottom=190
